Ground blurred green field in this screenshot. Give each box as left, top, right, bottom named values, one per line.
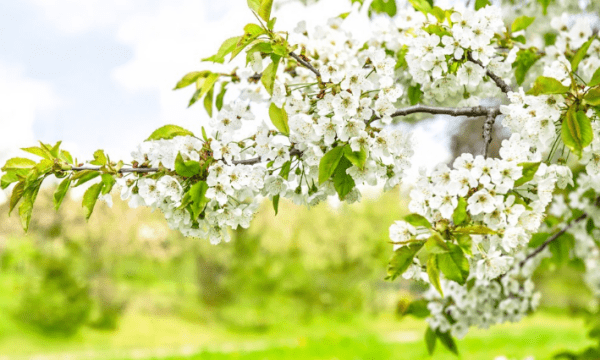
left=0, top=188, right=598, bottom=360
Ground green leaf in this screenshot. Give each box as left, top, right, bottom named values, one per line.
left=175, top=152, right=201, bottom=178
left=436, top=330, right=459, bottom=355
left=9, top=181, right=26, bottom=215
left=101, top=174, right=116, bottom=195
left=385, top=242, right=425, bottom=280
left=53, top=177, right=72, bottom=211
left=408, top=0, right=432, bottom=13
left=272, top=194, right=280, bottom=215
left=189, top=181, right=209, bottom=220
left=202, top=36, right=242, bottom=64
left=215, top=82, right=228, bottom=111
left=512, top=48, right=541, bottom=85
left=190, top=73, right=219, bottom=108
left=404, top=213, right=432, bottom=229
left=404, top=299, right=430, bottom=318
left=203, top=87, right=214, bottom=117
left=511, top=16, right=535, bottom=33
left=407, top=84, right=422, bottom=105
left=319, top=146, right=345, bottom=184
left=425, top=327, right=437, bottom=355
left=475, top=0, right=491, bottom=10
left=584, top=87, right=600, bottom=106
left=21, top=146, right=52, bottom=160
left=258, top=0, right=274, bottom=21
left=268, top=103, right=290, bottom=135
left=562, top=108, right=593, bottom=158
left=343, top=145, right=367, bottom=170
left=527, top=76, right=570, bottom=95
left=146, top=125, right=194, bottom=141
left=82, top=182, right=104, bottom=220
left=60, top=149, right=74, bottom=164
left=49, top=141, right=61, bottom=157
left=453, top=225, right=496, bottom=235
left=19, top=178, right=43, bottom=232
left=90, top=149, right=107, bottom=166
left=537, top=0, right=551, bottom=15
left=437, top=244, right=469, bottom=285
left=514, top=162, right=541, bottom=187
left=247, top=0, right=260, bottom=12
left=455, top=234, right=473, bottom=256
left=173, top=71, right=209, bottom=90
left=261, top=56, right=281, bottom=95
left=452, top=197, right=468, bottom=226
left=72, top=170, right=100, bottom=187
left=589, top=67, right=600, bottom=87
left=1, top=157, right=36, bottom=172
left=571, top=36, right=595, bottom=72
left=333, top=157, right=355, bottom=200
left=425, top=232, right=449, bottom=254
left=369, top=0, right=397, bottom=17
left=427, top=255, right=443, bottom=296
left=279, top=160, right=292, bottom=180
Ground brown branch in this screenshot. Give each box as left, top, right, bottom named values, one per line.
left=467, top=52, right=513, bottom=94
left=482, top=111, right=496, bottom=158
left=368, top=104, right=501, bottom=125
left=289, top=52, right=321, bottom=77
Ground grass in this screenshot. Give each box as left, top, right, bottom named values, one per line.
left=0, top=309, right=594, bottom=360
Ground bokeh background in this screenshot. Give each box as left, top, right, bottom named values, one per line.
left=0, top=0, right=599, bottom=359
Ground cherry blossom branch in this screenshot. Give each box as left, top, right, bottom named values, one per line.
left=389, top=104, right=500, bottom=118
left=482, top=111, right=496, bottom=158
left=289, top=52, right=321, bottom=77
left=466, top=52, right=513, bottom=94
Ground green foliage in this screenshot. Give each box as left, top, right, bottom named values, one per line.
left=427, top=255, right=443, bottom=296
left=452, top=197, right=468, bottom=225
left=407, top=84, right=422, bottom=105
left=528, top=76, right=570, bottom=95
left=403, top=213, right=432, bottom=229
left=175, top=152, right=201, bottom=178
left=512, top=16, right=535, bottom=33
left=475, top=0, right=491, bottom=10
left=258, top=0, right=274, bottom=21
left=537, top=0, right=552, bottom=14
left=82, top=183, right=103, bottom=220
left=571, top=37, right=595, bottom=72
left=262, top=56, right=281, bottom=95
left=369, top=0, right=397, bottom=17
left=203, top=37, right=242, bottom=64
left=332, top=157, right=355, bottom=200
left=318, top=146, right=345, bottom=184
left=513, top=48, right=541, bottom=85
left=584, top=87, right=600, bottom=106
left=146, top=125, right=195, bottom=141
left=561, top=108, right=593, bottom=158
left=53, top=177, right=72, bottom=211
left=515, top=162, right=541, bottom=187
left=425, top=326, right=437, bottom=355
left=437, top=244, right=469, bottom=285
left=268, top=103, right=290, bottom=135
left=343, top=145, right=367, bottom=170
left=408, top=0, right=432, bottom=14
left=589, top=68, right=600, bottom=87
left=386, top=242, right=424, bottom=280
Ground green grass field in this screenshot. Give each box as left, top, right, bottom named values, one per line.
left=0, top=309, right=593, bottom=360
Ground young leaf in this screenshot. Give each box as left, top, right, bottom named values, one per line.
left=427, top=255, right=443, bottom=296
left=173, top=71, right=209, bottom=90
left=537, top=0, right=551, bottom=15
left=203, top=87, right=214, bottom=117
left=584, top=87, right=600, bottom=106
left=527, top=76, right=570, bottom=95
left=190, top=73, right=219, bottom=108
left=1, top=157, right=36, bottom=172
left=512, top=48, right=541, bottom=85
left=437, top=244, right=469, bottom=285
left=247, top=0, right=260, bottom=12
left=202, top=36, right=241, bottom=64
left=215, top=82, right=228, bottom=111
left=53, top=177, right=72, bottom=211
left=589, top=67, right=600, bottom=87
left=370, top=0, right=397, bottom=17
left=408, top=0, right=432, bottom=13
left=436, top=330, right=459, bottom=355
left=453, top=225, right=496, bottom=235
left=475, top=0, right=491, bottom=10
left=404, top=299, right=430, bottom=318
left=404, top=213, right=432, bottom=229
left=268, top=103, right=290, bottom=135
left=21, top=146, right=52, bottom=160
left=82, top=182, right=104, bottom=220
left=425, top=327, right=437, bottom=355
left=511, top=16, right=535, bottom=33
left=318, top=146, right=345, bottom=184
left=90, top=149, right=107, bottom=166
left=101, top=174, right=116, bottom=195
left=261, top=56, right=281, bottom=95
left=562, top=108, right=593, bottom=158
left=175, top=152, right=201, bottom=178
left=343, top=145, right=367, bottom=170
left=514, top=162, right=541, bottom=187
left=146, top=125, right=194, bottom=141
left=455, top=234, right=473, bottom=256
left=258, top=0, right=274, bottom=21
left=425, top=232, right=449, bottom=254
left=571, top=36, right=595, bottom=72
left=272, top=194, right=280, bottom=215
left=333, top=157, right=355, bottom=200
left=19, top=178, right=43, bottom=232
left=452, top=197, right=468, bottom=225
left=279, top=160, right=292, bottom=180
left=189, top=181, right=209, bottom=220
left=72, top=170, right=100, bottom=187
left=9, top=181, right=26, bottom=215
left=407, top=84, right=422, bottom=105
left=385, top=242, right=425, bottom=280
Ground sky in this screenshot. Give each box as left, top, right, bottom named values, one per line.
left=0, top=0, right=453, bottom=204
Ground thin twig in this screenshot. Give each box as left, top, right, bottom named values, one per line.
left=482, top=111, right=496, bottom=158
left=289, top=52, right=321, bottom=77
left=467, top=52, right=513, bottom=94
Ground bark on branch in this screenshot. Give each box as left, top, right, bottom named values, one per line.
left=467, top=52, right=513, bottom=94
left=289, top=52, right=321, bottom=77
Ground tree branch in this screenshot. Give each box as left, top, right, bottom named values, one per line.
left=467, top=52, right=513, bottom=94
left=482, top=111, right=496, bottom=158
left=390, top=104, right=499, bottom=118
left=289, top=52, right=321, bottom=78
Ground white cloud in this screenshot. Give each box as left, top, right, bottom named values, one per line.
left=0, top=61, right=62, bottom=204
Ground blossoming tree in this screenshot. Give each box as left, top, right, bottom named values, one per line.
left=2, top=0, right=600, bottom=355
